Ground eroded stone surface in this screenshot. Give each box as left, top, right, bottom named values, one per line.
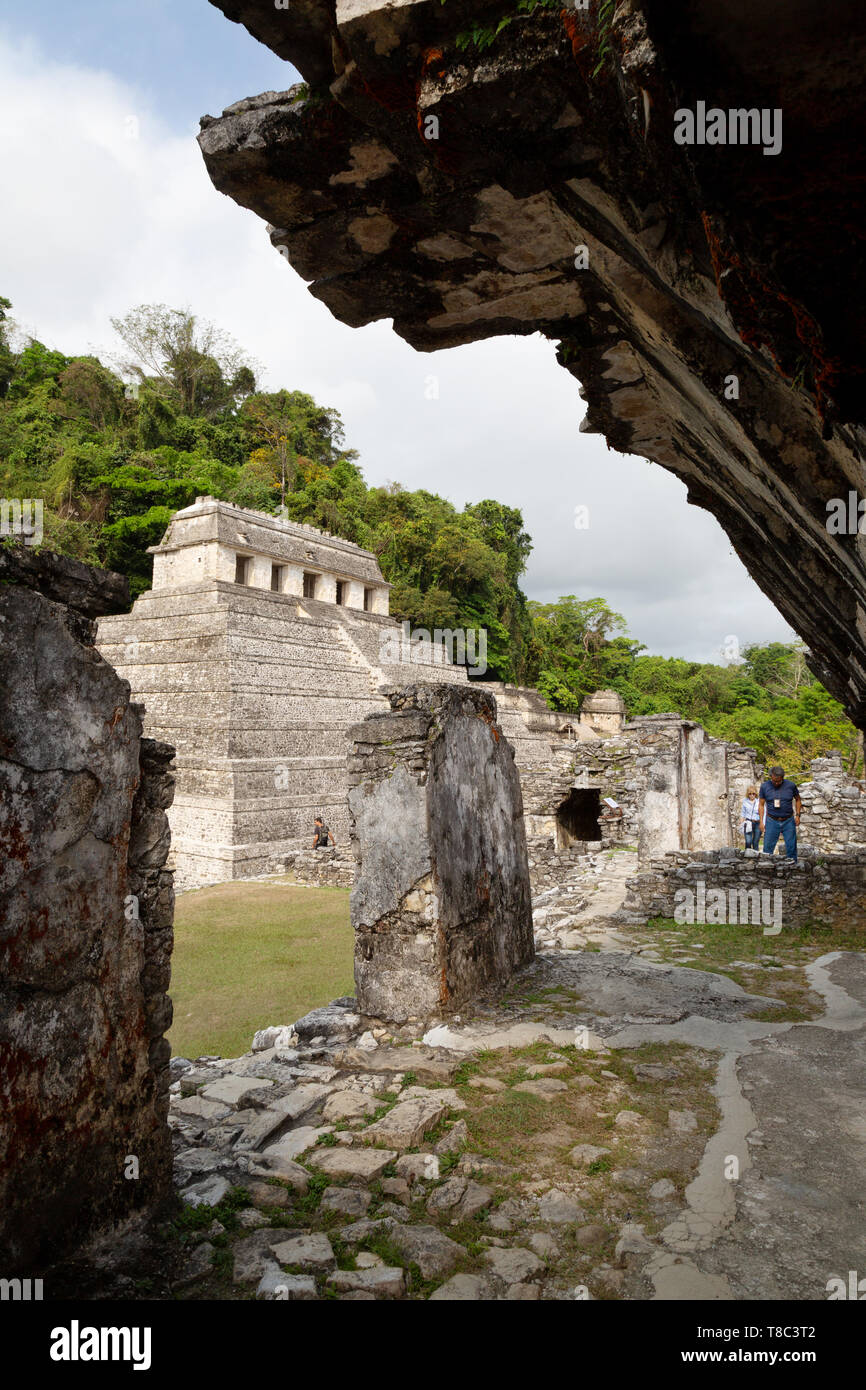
left=347, top=685, right=534, bottom=1023
left=200, top=1, right=866, bottom=732
left=0, top=554, right=175, bottom=1274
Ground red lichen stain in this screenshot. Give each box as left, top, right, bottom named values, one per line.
left=439, top=963, right=449, bottom=1006
left=438, top=925, right=449, bottom=1007
left=420, top=46, right=446, bottom=81
left=561, top=8, right=590, bottom=62
left=475, top=705, right=501, bottom=741
left=700, top=211, right=844, bottom=421
left=414, top=46, right=462, bottom=174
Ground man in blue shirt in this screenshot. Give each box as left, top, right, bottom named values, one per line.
left=759, top=766, right=802, bottom=863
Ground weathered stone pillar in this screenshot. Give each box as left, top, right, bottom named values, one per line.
left=0, top=547, right=176, bottom=1274
left=347, top=684, right=534, bottom=1023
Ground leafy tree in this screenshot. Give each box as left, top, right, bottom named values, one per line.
left=58, top=357, right=124, bottom=431
left=0, top=296, right=14, bottom=398
left=240, top=389, right=355, bottom=508
left=110, top=304, right=257, bottom=417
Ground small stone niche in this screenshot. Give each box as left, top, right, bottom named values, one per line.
left=346, top=684, right=534, bottom=1024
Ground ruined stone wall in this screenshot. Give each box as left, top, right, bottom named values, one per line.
left=347, top=685, right=534, bottom=1023
left=622, top=847, right=866, bottom=932
left=0, top=548, right=175, bottom=1273
left=521, top=715, right=758, bottom=859
left=797, top=755, right=866, bottom=853
left=282, top=846, right=356, bottom=889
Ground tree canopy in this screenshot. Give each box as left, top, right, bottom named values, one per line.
left=0, top=296, right=858, bottom=777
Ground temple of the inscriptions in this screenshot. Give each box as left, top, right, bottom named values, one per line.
left=97, top=497, right=484, bottom=888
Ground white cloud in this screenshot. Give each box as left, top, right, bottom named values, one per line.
left=0, top=31, right=796, bottom=659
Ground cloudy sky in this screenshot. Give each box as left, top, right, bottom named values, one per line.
left=0, top=0, right=796, bottom=663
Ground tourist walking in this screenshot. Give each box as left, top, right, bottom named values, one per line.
left=740, top=785, right=762, bottom=850
left=759, top=766, right=802, bottom=863
left=312, top=816, right=334, bottom=849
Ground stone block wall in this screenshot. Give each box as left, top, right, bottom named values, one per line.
left=520, top=716, right=759, bottom=860
left=622, top=847, right=866, bottom=932
left=347, top=685, right=534, bottom=1023
left=797, top=754, right=866, bottom=852
left=0, top=548, right=175, bottom=1273
left=281, top=846, right=356, bottom=889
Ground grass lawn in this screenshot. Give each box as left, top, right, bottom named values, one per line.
left=167, top=880, right=353, bottom=1060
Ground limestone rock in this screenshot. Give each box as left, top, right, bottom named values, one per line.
left=270, top=1233, right=335, bottom=1270
left=249, top=1154, right=310, bottom=1192
left=400, top=1084, right=467, bottom=1112
left=614, top=1109, right=645, bottom=1130
left=234, top=1229, right=294, bottom=1284
left=173, top=1148, right=229, bottom=1181
left=173, top=1096, right=231, bottom=1123
left=320, top=1186, right=372, bottom=1217
left=395, top=1153, right=440, bottom=1184
left=361, top=1097, right=448, bottom=1149
left=307, top=1147, right=397, bottom=1184
left=200, top=1075, right=274, bottom=1108
left=292, top=1005, right=361, bottom=1044
left=335, top=1046, right=460, bottom=1084
left=328, top=1267, right=405, bottom=1298
left=615, top=1223, right=656, bottom=1260
left=247, top=1181, right=292, bottom=1209
left=259, top=1126, right=329, bottom=1164
left=268, top=1084, right=331, bottom=1122
left=428, top=1274, right=488, bottom=1301
left=514, top=1079, right=568, bottom=1100
left=380, top=1177, right=410, bottom=1205
left=179, top=1175, right=231, bottom=1208
left=569, top=1144, right=611, bottom=1168
left=484, top=1247, right=545, bottom=1285
left=649, top=1178, right=677, bottom=1200
left=528, top=1232, right=560, bottom=1259
left=436, top=1120, right=468, bottom=1156
left=386, top=1223, right=466, bottom=1279
left=426, top=1177, right=467, bottom=1216
left=237, top=1208, right=271, bottom=1229
left=322, top=1090, right=380, bottom=1123
left=256, top=1266, right=317, bottom=1301
left=535, top=1190, right=585, bottom=1226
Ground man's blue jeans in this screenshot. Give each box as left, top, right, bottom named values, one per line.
left=763, top=816, right=797, bottom=862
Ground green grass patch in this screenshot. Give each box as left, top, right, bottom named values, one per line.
left=172, top=1186, right=251, bottom=1240
left=168, top=881, right=353, bottom=1057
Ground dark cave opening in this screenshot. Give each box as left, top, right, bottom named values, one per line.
left=556, top=788, right=602, bottom=845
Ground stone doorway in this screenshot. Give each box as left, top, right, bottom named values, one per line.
left=556, top=788, right=602, bottom=847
